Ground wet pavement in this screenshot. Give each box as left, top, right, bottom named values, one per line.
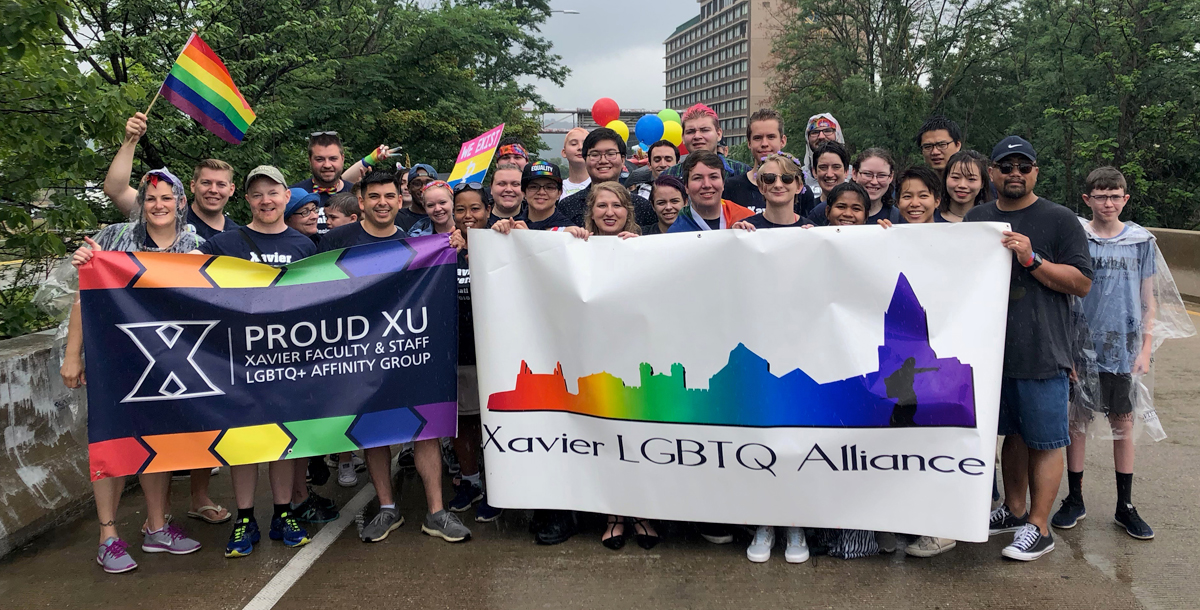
left=2, top=313, right=1197, bottom=610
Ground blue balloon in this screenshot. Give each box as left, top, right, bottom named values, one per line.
left=635, top=115, right=665, bottom=146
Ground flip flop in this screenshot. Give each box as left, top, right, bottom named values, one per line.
left=187, top=505, right=231, bottom=524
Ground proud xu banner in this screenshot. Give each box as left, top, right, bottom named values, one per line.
left=470, top=224, right=1011, bottom=542
left=80, top=235, right=457, bottom=480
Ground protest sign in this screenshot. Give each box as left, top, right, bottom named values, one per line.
left=447, top=124, right=505, bottom=187
left=80, top=235, right=458, bottom=480
left=470, top=224, right=1011, bottom=542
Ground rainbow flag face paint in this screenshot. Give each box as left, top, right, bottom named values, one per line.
left=159, top=33, right=256, bottom=144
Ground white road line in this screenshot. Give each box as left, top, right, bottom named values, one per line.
left=240, top=482, right=377, bottom=610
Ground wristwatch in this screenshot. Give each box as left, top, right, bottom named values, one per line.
left=1025, top=252, right=1043, bottom=271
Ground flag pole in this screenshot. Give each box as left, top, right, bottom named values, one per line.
left=145, top=28, right=198, bottom=115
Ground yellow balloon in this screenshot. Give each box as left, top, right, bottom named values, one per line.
left=605, top=120, right=630, bottom=142
left=662, top=120, right=683, bottom=146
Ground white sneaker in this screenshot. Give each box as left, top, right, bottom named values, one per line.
left=783, top=527, right=809, bottom=563
left=348, top=453, right=365, bottom=472
left=746, top=526, right=774, bottom=563
left=337, top=462, right=358, bottom=487
left=905, top=536, right=957, bottom=557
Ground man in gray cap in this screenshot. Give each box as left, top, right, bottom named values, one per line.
left=965, top=136, right=1093, bottom=562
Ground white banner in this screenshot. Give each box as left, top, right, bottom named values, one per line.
left=470, top=223, right=1010, bottom=542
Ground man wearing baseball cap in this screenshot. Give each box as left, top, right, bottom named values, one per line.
left=193, top=165, right=321, bottom=557
left=396, top=164, right=438, bottom=232
left=965, top=136, right=1093, bottom=562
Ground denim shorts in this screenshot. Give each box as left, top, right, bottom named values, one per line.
left=999, top=372, right=1070, bottom=450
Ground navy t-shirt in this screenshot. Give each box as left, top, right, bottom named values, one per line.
left=291, top=177, right=354, bottom=234
left=742, top=212, right=806, bottom=229
left=395, top=208, right=427, bottom=233
left=456, top=251, right=475, bottom=366
left=316, top=222, right=403, bottom=253
left=525, top=208, right=576, bottom=230
left=186, top=207, right=238, bottom=241
left=809, top=201, right=900, bottom=226
left=198, top=226, right=316, bottom=266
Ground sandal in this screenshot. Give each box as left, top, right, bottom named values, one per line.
left=631, top=518, right=660, bottom=550
left=186, top=505, right=231, bottom=524
left=601, top=515, right=626, bottom=550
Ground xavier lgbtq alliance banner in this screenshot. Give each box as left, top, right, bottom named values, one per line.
left=471, top=223, right=1011, bottom=542
left=80, top=235, right=458, bottom=480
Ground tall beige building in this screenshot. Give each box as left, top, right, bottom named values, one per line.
left=664, top=0, right=779, bottom=146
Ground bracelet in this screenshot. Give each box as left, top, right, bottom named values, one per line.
left=361, top=151, right=378, bottom=168
left=1021, top=253, right=1035, bottom=267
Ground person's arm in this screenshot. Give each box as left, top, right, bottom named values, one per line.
left=1003, top=230, right=1092, bottom=297
left=1134, top=276, right=1156, bottom=374
left=104, top=114, right=146, bottom=215
left=342, top=144, right=394, bottom=184
left=59, top=300, right=86, bottom=388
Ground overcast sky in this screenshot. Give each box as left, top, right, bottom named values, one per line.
left=525, top=0, right=697, bottom=111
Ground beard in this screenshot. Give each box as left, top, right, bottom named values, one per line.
left=1000, top=181, right=1028, bottom=199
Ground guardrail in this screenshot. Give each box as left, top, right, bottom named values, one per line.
left=1149, top=229, right=1200, bottom=305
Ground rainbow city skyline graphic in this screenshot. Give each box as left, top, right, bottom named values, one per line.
left=487, top=274, right=977, bottom=428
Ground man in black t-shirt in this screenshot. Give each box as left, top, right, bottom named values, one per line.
left=318, top=171, right=473, bottom=545
left=290, top=132, right=354, bottom=234
left=722, top=109, right=812, bottom=217
left=965, top=136, right=1093, bottom=562
left=557, top=128, right=655, bottom=227
left=395, top=164, right=437, bottom=232
left=186, top=159, right=240, bottom=240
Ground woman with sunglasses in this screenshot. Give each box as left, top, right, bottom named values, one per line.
left=733, top=154, right=810, bottom=230
left=937, top=150, right=992, bottom=223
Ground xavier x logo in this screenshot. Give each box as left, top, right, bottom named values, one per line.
left=117, top=321, right=224, bottom=403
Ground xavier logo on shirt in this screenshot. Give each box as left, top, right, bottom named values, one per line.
left=117, top=321, right=224, bottom=402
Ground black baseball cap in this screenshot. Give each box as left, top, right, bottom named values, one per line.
left=991, top=136, right=1037, bottom=162
left=521, top=161, right=563, bottom=190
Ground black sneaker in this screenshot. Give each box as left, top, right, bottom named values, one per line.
left=1115, top=504, right=1154, bottom=540
left=1051, top=497, right=1087, bottom=529
left=306, top=485, right=337, bottom=511
left=308, top=456, right=330, bottom=487
left=294, top=490, right=339, bottom=524
left=534, top=510, right=577, bottom=545
left=697, top=522, right=734, bottom=544
left=989, top=504, right=1028, bottom=535
left=1001, top=523, right=1055, bottom=561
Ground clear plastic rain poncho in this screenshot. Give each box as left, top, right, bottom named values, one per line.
left=1069, top=220, right=1196, bottom=442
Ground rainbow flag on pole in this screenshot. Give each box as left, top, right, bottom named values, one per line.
left=159, top=33, right=256, bottom=144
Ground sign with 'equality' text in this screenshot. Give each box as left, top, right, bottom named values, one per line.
left=79, top=235, right=458, bottom=480
left=470, top=224, right=1012, bottom=542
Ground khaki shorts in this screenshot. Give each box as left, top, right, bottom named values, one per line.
left=457, top=365, right=480, bottom=416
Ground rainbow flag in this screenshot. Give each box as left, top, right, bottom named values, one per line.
left=159, top=33, right=256, bottom=144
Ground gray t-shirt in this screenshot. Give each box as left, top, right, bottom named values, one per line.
left=965, top=197, right=1094, bottom=379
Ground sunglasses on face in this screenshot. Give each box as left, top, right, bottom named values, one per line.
left=996, top=162, right=1036, bottom=175
left=760, top=173, right=797, bottom=185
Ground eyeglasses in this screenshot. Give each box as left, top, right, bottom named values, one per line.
left=453, top=182, right=484, bottom=193
left=996, top=162, right=1036, bottom=175
left=760, top=173, right=797, bottom=185
left=856, top=171, right=892, bottom=181
left=1086, top=194, right=1126, bottom=204
left=809, top=128, right=836, bottom=137
left=526, top=183, right=560, bottom=193
left=920, top=140, right=955, bottom=152
left=586, top=150, right=623, bottom=161
left=293, top=205, right=319, bottom=218
left=308, top=131, right=338, bottom=138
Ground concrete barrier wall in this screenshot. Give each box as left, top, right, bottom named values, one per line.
left=1149, top=229, right=1200, bottom=304
left=0, top=331, right=92, bottom=557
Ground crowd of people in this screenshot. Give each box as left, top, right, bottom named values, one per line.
left=61, top=101, right=1174, bottom=574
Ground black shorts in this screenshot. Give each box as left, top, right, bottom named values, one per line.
left=1097, top=372, right=1134, bottom=416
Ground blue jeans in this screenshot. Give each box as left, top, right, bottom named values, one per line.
left=999, top=373, right=1070, bottom=450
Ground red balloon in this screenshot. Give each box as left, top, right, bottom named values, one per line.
left=678, top=142, right=689, bottom=155
left=592, top=98, right=620, bottom=127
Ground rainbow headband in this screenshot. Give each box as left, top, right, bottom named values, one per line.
left=422, top=180, right=453, bottom=193
left=497, top=143, right=527, bottom=159
left=807, top=116, right=837, bottom=132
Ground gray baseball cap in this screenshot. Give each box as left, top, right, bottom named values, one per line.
left=244, top=165, right=288, bottom=190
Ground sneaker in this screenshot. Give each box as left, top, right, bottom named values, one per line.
left=448, top=481, right=483, bottom=513
left=397, top=446, right=416, bottom=470
left=534, top=510, right=576, bottom=545
left=97, top=537, right=138, bottom=574
left=784, top=527, right=809, bottom=563
left=1115, top=504, right=1154, bottom=540
left=294, top=493, right=339, bottom=523
left=306, top=485, right=338, bottom=511
left=442, top=441, right=461, bottom=476
left=224, top=518, right=261, bottom=558
left=989, top=504, right=1028, bottom=535
left=307, top=456, right=330, bottom=487
left=337, top=462, right=358, bottom=488
left=475, top=496, right=503, bottom=523
left=905, top=536, right=956, bottom=557
left=360, top=507, right=403, bottom=542
left=327, top=453, right=367, bottom=472
left=1001, top=523, right=1055, bottom=561
left=875, top=531, right=897, bottom=553
left=422, top=510, right=471, bottom=542
left=269, top=512, right=312, bottom=548
left=142, top=522, right=201, bottom=555
left=698, top=522, right=734, bottom=544
left=746, top=526, right=774, bottom=563
left=1051, top=497, right=1087, bottom=529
